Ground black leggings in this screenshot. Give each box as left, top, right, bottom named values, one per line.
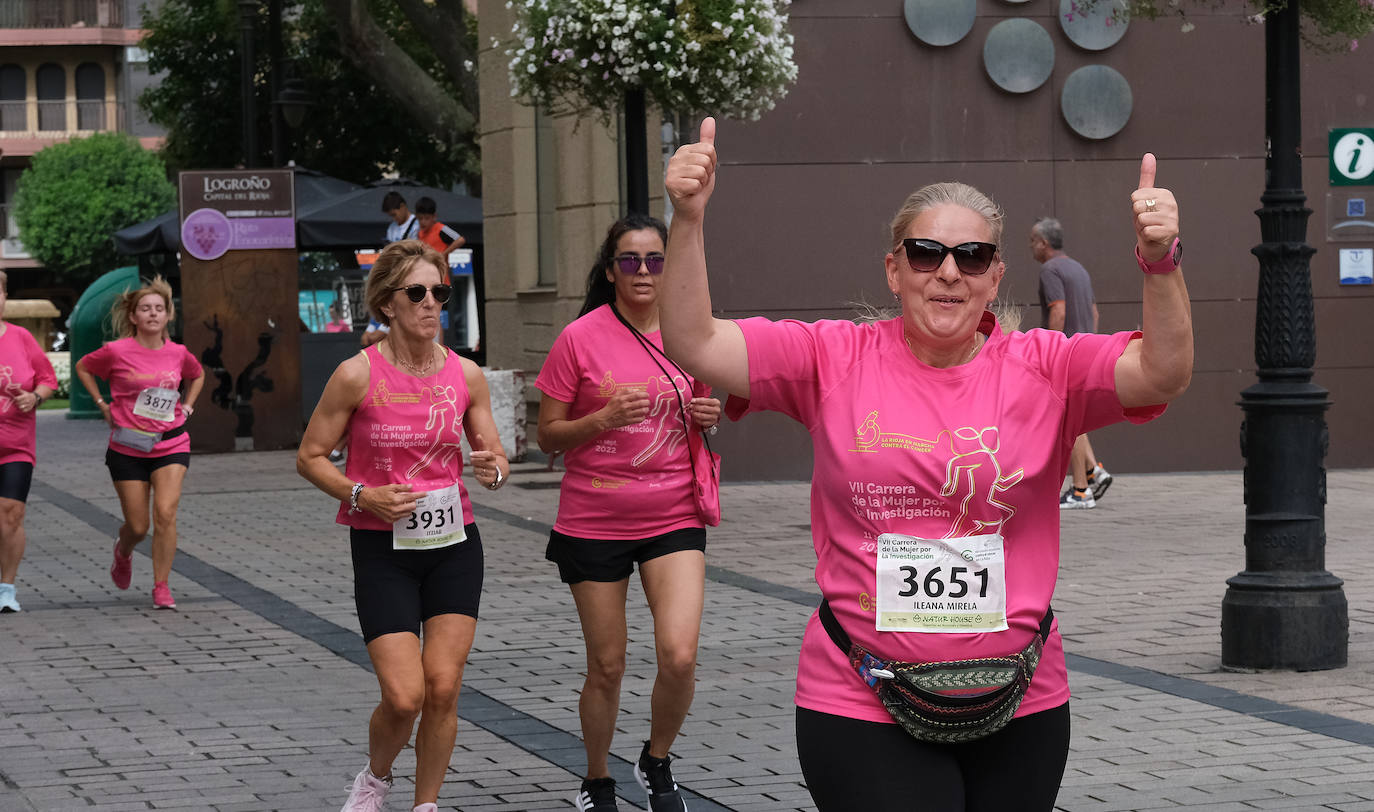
left=796, top=703, right=1070, bottom=812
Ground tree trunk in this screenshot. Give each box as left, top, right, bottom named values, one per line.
left=319, top=0, right=475, bottom=146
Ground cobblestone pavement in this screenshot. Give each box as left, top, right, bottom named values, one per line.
left=2, top=410, right=1373, bottom=811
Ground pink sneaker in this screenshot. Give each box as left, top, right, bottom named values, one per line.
left=413, top=805, right=438, bottom=812
left=110, top=541, right=132, bottom=590
left=340, top=766, right=392, bottom=812
left=152, top=581, right=176, bottom=610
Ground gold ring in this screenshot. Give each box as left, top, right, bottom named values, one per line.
left=1145, top=198, right=1157, bottom=211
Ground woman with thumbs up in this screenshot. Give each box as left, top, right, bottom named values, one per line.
left=660, top=118, right=1193, bottom=811
left=297, top=239, right=508, bottom=812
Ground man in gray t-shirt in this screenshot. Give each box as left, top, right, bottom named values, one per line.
left=1031, top=217, right=1113, bottom=509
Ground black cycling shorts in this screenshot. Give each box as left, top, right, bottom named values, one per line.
left=796, top=702, right=1070, bottom=812
left=105, top=448, right=190, bottom=482
left=0, top=461, right=34, bottom=503
left=350, top=524, right=484, bottom=643
left=545, top=526, right=706, bottom=584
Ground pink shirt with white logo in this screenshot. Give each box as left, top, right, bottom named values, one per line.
left=337, top=345, right=475, bottom=530
left=80, top=337, right=203, bottom=458
left=536, top=304, right=706, bottom=540
left=727, top=312, right=1164, bottom=724
left=0, top=323, right=58, bottom=466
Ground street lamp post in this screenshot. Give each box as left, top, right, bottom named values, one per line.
left=238, top=0, right=258, bottom=169
left=1221, top=0, right=1348, bottom=671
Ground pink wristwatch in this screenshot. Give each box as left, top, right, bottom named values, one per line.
left=1136, top=237, right=1182, bottom=275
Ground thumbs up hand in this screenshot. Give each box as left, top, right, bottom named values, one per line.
left=666, top=116, right=718, bottom=222
left=1131, top=153, right=1179, bottom=263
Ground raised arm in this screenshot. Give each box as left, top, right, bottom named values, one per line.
left=1114, top=153, right=1194, bottom=408
left=660, top=116, right=751, bottom=399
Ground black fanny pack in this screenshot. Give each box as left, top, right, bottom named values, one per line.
left=818, top=599, right=1053, bottom=744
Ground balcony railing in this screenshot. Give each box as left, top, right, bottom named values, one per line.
left=0, top=0, right=124, bottom=28
left=0, top=98, right=123, bottom=134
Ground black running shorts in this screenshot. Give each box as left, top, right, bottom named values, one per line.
left=545, top=526, right=706, bottom=584
left=349, top=524, right=484, bottom=643
left=105, top=448, right=190, bottom=482
left=0, top=461, right=34, bottom=503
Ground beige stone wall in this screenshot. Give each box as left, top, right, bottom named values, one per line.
left=477, top=0, right=664, bottom=445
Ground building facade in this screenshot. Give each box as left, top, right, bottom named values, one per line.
left=0, top=0, right=163, bottom=274
left=477, top=0, right=1374, bottom=478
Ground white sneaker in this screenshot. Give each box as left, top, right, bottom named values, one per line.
left=0, top=583, right=19, bottom=613
left=1060, top=489, right=1095, bottom=510
left=1088, top=464, right=1113, bottom=501
left=340, top=766, right=392, bottom=812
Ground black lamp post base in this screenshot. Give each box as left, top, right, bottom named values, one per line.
left=1221, top=579, right=1347, bottom=671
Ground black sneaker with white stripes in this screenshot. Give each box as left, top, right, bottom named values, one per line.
left=635, top=741, right=687, bottom=812
left=575, top=776, right=619, bottom=812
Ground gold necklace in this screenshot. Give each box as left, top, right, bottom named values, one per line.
left=393, top=344, right=436, bottom=376
left=905, top=332, right=984, bottom=367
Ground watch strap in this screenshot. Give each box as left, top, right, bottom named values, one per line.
left=1136, top=237, right=1181, bottom=275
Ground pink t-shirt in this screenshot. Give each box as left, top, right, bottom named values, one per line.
left=727, top=312, right=1164, bottom=724
left=535, top=304, right=707, bottom=540
left=337, top=345, right=476, bottom=530
left=80, top=337, right=203, bottom=458
left=0, top=323, right=59, bottom=466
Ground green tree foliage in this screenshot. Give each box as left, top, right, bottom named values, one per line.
left=13, top=132, right=175, bottom=286
left=139, top=0, right=479, bottom=189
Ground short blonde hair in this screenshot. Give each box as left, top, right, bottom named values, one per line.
left=111, top=275, right=174, bottom=339
left=364, top=240, right=447, bottom=327
left=888, top=182, right=1005, bottom=252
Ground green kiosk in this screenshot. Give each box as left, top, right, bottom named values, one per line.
left=66, top=266, right=140, bottom=419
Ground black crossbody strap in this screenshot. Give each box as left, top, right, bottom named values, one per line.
left=607, top=304, right=714, bottom=470
left=818, top=599, right=1054, bottom=655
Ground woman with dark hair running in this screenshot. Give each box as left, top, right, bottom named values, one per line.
left=298, top=240, right=507, bottom=812
left=536, top=214, right=722, bottom=812
left=660, top=119, right=1193, bottom=811
left=0, top=270, right=58, bottom=613
left=74, top=275, right=204, bottom=610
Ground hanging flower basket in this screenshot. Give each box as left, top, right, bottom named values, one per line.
left=504, top=0, right=799, bottom=120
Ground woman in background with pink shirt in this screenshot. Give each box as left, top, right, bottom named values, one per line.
left=660, top=119, right=1193, bottom=811
left=536, top=213, right=721, bottom=812
left=74, top=276, right=204, bottom=611
left=298, top=240, right=507, bottom=812
left=0, top=270, right=59, bottom=613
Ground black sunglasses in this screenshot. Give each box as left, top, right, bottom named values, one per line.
left=390, top=284, right=453, bottom=304
left=613, top=253, right=666, bottom=275
left=898, top=239, right=998, bottom=276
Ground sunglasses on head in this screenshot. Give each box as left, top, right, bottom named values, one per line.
left=898, top=238, right=998, bottom=276
left=613, top=253, right=666, bottom=275
left=390, top=284, right=453, bottom=304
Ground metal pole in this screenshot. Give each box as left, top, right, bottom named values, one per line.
left=268, top=0, right=284, bottom=166
left=238, top=0, right=258, bottom=169
left=1221, top=0, right=1347, bottom=671
left=625, top=87, right=649, bottom=215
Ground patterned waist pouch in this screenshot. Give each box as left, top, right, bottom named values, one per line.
left=817, top=599, right=1052, bottom=744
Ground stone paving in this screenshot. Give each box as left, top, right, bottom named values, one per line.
left=2, top=410, right=1373, bottom=810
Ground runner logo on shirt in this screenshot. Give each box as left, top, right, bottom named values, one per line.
left=406, top=384, right=465, bottom=480
left=0, top=366, right=21, bottom=414
left=847, top=412, right=1024, bottom=539
left=597, top=370, right=692, bottom=468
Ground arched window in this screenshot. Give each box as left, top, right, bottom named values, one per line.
left=0, top=65, right=24, bottom=132
left=75, top=63, right=104, bottom=130
left=35, top=63, right=64, bottom=131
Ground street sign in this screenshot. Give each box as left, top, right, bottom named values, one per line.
left=1330, top=128, right=1374, bottom=185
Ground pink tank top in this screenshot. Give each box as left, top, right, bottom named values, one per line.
left=336, top=345, right=475, bottom=531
